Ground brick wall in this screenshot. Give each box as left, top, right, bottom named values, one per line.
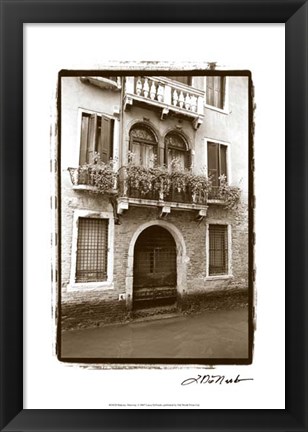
left=60, top=184, right=249, bottom=330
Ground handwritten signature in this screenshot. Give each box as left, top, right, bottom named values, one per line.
left=181, top=374, right=254, bottom=386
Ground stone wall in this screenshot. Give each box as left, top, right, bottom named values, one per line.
left=61, top=297, right=128, bottom=331
left=61, top=188, right=249, bottom=330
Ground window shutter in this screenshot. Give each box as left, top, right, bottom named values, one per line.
left=168, top=76, right=191, bottom=86
left=79, top=114, right=89, bottom=165
left=213, top=77, right=221, bottom=108
left=208, top=143, right=219, bottom=186
left=206, top=76, right=214, bottom=106
left=220, top=145, right=227, bottom=179
left=206, top=77, right=224, bottom=108
left=220, top=77, right=225, bottom=109
left=99, top=115, right=113, bottom=164
left=87, top=114, right=97, bottom=163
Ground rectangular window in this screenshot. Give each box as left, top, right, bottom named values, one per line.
left=79, top=112, right=114, bottom=165
left=207, top=142, right=227, bottom=186
left=75, top=218, right=108, bottom=282
left=209, top=225, right=228, bottom=275
left=206, top=76, right=225, bottom=109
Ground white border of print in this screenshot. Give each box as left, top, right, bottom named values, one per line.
left=24, top=23, right=285, bottom=409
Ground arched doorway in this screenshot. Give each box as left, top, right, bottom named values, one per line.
left=133, top=225, right=177, bottom=310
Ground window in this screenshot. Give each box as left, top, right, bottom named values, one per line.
left=129, top=125, right=157, bottom=168
left=69, top=210, right=114, bottom=290
left=80, top=112, right=114, bottom=164
left=206, top=76, right=225, bottom=109
left=209, top=225, right=228, bottom=275
left=168, top=76, right=192, bottom=86
left=75, top=218, right=108, bottom=283
left=165, top=132, right=190, bottom=170
left=128, top=125, right=191, bottom=171
left=207, top=142, right=227, bottom=186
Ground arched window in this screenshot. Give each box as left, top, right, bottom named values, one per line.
left=129, top=124, right=157, bottom=168
left=164, top=132, right=190, bottom=170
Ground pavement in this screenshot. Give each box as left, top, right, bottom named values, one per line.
left=61, top=307, right=249, bottom=359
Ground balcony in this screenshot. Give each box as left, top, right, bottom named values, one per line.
left=67, top=166, right=117, bottom=194
left=117, top=166, right=209, bottom=218
left=68, top=165, right=240, bottom=218
left=124, top=76, right=205, bottom=129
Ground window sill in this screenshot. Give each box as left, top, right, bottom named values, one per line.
left=204, top=103, right=229, bottom=115
left=205, top=274, right=233, bottom=281
left=67, top=281, right=114, bottom=292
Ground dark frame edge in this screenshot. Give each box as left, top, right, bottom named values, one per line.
left=285, top=1, right=308, bottom=430
left=0, top=1, right=307, bottom=432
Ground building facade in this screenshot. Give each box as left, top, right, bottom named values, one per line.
left=59, top=71, right=250, bottom=330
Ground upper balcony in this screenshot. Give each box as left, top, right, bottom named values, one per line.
left=124, top=76, right=205, bottom=129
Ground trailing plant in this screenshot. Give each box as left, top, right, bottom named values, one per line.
left=78, top=152, right=117, bottom=194
left=170, top=170, right=188, bottom=192
left=72, top=153, right=241, bottom=210
left=126, top=164, right=155, bottom=195
left=217, top=175, right=241, bottom=210
left=124, top=155, right=214, bottom=204
left=151, top=165, right=171, bottom=196
left=168, top=158, right=189, bottom=193
left=187, top=172, right=212, bottom=204
left=125, top=152, right=155, bottom=195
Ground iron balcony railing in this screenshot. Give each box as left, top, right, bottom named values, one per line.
left=68, top=166, right=224, bottom=205
left=124, top=185, right=208, bottom=205
left=67, top=166, right=117, bottom=193
left=118, top=166, right=208, bottom=205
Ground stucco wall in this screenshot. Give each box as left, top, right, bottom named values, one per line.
left=61, top=77, right=121, bottom=170
left=194, top=76, right=249, bottom=195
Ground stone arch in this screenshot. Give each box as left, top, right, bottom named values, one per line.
left=164, top=130, right=192, bottom=170
left=125, top=220, right=188, bottom=310
left=129, top=121, right=159, bottom=143
left=122, top=119, right=160, bottom=167
left=163, top=128, right=192, bottom=151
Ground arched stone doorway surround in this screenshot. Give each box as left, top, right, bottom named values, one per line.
left=125, top=220, right=188, bottom=310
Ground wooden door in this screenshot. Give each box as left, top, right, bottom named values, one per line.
left=133, top=226, right=177, bottom=309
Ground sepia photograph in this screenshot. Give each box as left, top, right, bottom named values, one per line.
left=20, top=21, right=287, bottom=412
left=57, top=67, right=252, bottom=363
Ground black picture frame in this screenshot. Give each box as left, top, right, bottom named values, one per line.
left=1, top=1, right=307, bottom=431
